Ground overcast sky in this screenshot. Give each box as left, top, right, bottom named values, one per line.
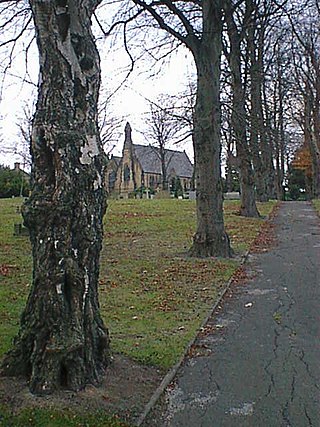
left=0, top=7, right=195, bottom=169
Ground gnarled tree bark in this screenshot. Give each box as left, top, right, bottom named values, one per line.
left=1, top=0, right=110, bottom=394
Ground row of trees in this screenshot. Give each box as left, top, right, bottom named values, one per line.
left=0, top=0, right=319, bottom=394
left=119, top=0, right=320, bottom=205
left=222, top=0, right=320, bottom=201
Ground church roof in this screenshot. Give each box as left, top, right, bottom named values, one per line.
left=133, top=144, right=193, bottom=178
left=110, top=155, right=122, bottom=167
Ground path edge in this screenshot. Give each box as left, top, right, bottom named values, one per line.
left=135, top=202, right=282, bottom=426
left=135, top=250, right=250, bottom=426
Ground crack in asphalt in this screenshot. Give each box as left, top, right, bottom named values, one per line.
left=281, top=402, right=293, bottom=427
left=150, top=202, right=320, bottom=427
left=290, top=371, right=296, bottom=403
left=304, top=405, right=313, bottom=426
left=298, top=349, right=320, bottom=391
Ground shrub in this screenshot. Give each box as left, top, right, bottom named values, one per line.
left=0, top=166, right=30, bottom=198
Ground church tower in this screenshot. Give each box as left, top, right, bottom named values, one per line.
left=120, top=122, right=137, bottom=196
left=123, top=122, right=133, bottom=150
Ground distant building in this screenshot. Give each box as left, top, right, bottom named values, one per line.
left=13, top=162, right=29, bottom=179
left=14, top=162, right=30, bottom=196
left=106, top=123, right=194, bottom=198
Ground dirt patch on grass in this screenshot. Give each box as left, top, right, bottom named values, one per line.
left=0, top=264, right=18, bottom=277
left=0, top=354, right=164, bottom=425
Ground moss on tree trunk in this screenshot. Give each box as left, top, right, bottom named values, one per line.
left=1, top=0, right=110, bottom=394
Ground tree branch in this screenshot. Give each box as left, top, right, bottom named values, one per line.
left=0, top=15, right=32, bottom=48
left=131, top=0, right=198, bottom=52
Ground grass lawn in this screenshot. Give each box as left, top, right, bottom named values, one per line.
left=0, top=406, right=128, bottom=427
left=100, top=199, right=275, bottom=368
left=312, top=199, right=320, bottom=214
left=0, top=197, right=277, bottom=426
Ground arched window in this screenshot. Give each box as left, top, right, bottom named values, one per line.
left=170, top=177, right=175, bottom=191
left=108, top=171, right=116, bottom=190
left=124, top=165, right=130, bottom=182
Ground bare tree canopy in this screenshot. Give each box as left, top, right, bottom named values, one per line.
left=123, top=0, right=232, bottom=257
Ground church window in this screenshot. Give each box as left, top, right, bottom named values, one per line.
left=124, top=164, right=130, bottom=182
left=108, top=171, right=116, bottom=190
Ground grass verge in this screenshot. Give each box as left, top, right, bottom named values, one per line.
left=312, top=199, right=320, bottom=215
left=100, top=199, right=276, bottom=368
left=0, top=405, right=127, bottom=427
left=0, top=197, right=277, bottom=425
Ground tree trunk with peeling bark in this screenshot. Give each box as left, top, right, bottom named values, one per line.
left=189, top=1, right=232, bottom=257
left=1, top=0, right=110, bottom=394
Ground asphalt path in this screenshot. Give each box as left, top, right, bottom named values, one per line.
left=147, top=201, right=320, bottom=427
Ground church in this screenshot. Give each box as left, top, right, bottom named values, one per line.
left=106, top=123, right=194, bottom=198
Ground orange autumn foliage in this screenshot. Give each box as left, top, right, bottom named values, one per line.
left=291, top=145, right=313, bottom=178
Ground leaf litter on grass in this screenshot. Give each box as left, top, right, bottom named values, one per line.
left=0, top=197, right=277, bottom=424
left=100, top=199, right=278, bottom=369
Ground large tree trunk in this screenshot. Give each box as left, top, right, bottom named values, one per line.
left=160, top=142, right=168, bottom=191
left=233, top=90, right=259, bottom=217
left=189, top=1, right=232, bottom=257
left=262, top=78, right=276, bottom=200
left=224, top=4, right=260, bottom=218
left=274, top=67, right=286, bottom=201
left=248, top=64, right=267, bottom=200
left=1, top=0, right=110, bottom=394
left=130, top=0, right=231, bottom=257
left=247, top=10, right=269, bottom=202
left=311, top=72, right=320, bottom=198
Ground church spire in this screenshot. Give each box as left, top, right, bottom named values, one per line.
left=123, top=122, right=133, bottom=150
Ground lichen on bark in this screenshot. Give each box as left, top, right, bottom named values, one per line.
left=1, top=0, right=110, bottom=394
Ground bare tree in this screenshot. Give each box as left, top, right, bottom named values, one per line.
left=245, top=0, right=270, bottom=201
left=128, top=0, right=232, bottom=257
left=269, top=38, right=288, bottom=200
left=98, top=93, right=125, bottom=156
left=274, top=0, right=320, bottom=199
left=14, top=102, right=34, bottom=168
left=143, top=95, right=189, bottom=190
left=223, top=0, right=260, bottom=217
left=290, top=2, right=320, bottom=197
left=0, top=1, right=35, bottom=164
left=0, top=0, right=35, bottom=103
